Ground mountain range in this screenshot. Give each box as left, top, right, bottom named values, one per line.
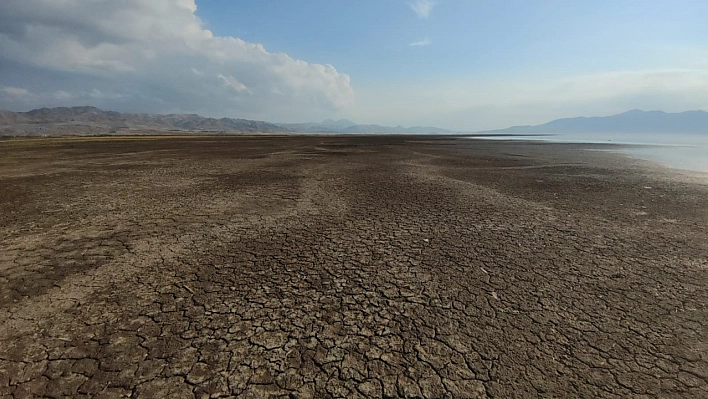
left=277, top=119, right=452, bottom=134
left=0, top=107, right=452, bottom=136
left=484, top=110, right=708, bottom=134
left=0, top=106, right=284, bottom=135
left=2, top=107, right=706, bottom=137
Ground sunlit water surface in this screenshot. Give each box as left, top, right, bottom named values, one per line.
left=469, top=133, right=708, bottom=173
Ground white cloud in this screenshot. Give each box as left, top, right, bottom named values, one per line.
left=0, top=0, right=353, bottom=120
left=409, top=0, right=436, bottom=18
left=88, top=88, right=124, bottom=100
left=53, top=90, right=74, bottom=100
left=0, top=86, right=38, bottom=107
left=1, top=86, right=32, bottom=98
left=217, top=74, right=249, bottom=93
left=410, top=37, right=432, bottom=47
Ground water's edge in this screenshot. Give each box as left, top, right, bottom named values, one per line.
left=464, top=133, right=708, bottom=173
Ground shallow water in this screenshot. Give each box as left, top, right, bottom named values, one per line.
left=470, top=132, right=708, bottom=173
left=618, top=145, right=708, bottom=173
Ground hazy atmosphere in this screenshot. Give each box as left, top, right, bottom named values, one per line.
left=1, top=0, right=707, bottom=130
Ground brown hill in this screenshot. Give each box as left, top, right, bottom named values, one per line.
left=0, top=106, right=287, bottom=136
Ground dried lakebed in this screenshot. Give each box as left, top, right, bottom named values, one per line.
left=0, top=135, right=706, bottom=398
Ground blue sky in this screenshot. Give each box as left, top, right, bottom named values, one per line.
left=197, top=0, right=708, bottom=81
left=1, top=0, right=707, bottom=130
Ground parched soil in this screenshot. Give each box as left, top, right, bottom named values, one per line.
left=0, top=135, right=706, bottom=398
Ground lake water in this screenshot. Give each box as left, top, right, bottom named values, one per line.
left=469, top=133, right=708, bottom=173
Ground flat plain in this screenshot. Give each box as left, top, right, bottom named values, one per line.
left=0, top=135, right=706, bottom=398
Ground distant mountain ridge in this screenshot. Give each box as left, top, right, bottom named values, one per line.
left=321, top=119, right=357, bottom=129
left=0, top=106, right=454, bottom=136
left=485, top=110, right=708, bottom=134
left=277, top=120, right=452, bottom=134
left=0, top=106, right=284, bottom=133
left=339, top=124, right=452, bottom=134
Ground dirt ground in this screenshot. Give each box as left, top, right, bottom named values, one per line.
left=0, top=135, right=706, bottom=398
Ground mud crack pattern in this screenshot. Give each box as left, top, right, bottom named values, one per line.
left=0, top=136, right=707, bottom=398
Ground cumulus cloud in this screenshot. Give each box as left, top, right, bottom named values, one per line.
left=409, top=0, right=436, bottom=18
left=0, top=0, right=353, bottom=120
left=410, top=37, right=432, bottom=47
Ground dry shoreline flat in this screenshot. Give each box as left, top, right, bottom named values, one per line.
left=0, top=135, right=706, bottom=398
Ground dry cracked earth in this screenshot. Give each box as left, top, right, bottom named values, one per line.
left=0, top=135, right=706, bottom=398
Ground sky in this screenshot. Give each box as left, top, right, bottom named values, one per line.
left=1, top=0, right=707, bottom=131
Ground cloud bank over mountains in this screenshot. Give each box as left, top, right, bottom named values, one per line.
left=0, top=0, right=353, bottom=121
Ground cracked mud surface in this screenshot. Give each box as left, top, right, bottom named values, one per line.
left=1, top=135, right=707, bottom=398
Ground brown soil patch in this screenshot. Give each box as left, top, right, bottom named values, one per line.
left=1, top=135, right=706, bottom=398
